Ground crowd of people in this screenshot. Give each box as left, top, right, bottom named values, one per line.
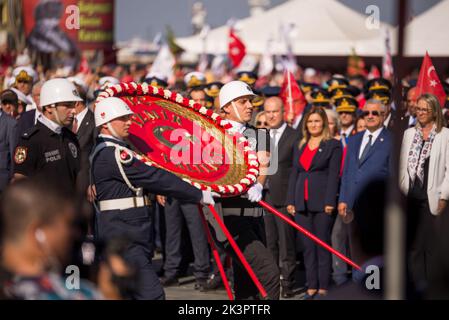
left=0, top=50, right=449, bottom=300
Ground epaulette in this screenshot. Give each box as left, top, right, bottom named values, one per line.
left=21, top=127, right=39, bottom=140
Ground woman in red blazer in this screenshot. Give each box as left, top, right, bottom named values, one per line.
left=287, top=107, right=342, bottom=299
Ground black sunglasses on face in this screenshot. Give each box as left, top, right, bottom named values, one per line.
left=256, top=121, right=268, bottom=126
left=362, top=110, right=382, bottom=117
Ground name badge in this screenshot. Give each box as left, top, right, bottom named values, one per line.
left=45, top=149, right=61, bottom=163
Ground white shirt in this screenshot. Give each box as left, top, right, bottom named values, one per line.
left=75, top=107, right=88, bottom=126
left=340, top=125, right=354, bottom=138
left=99, top=133, right=124, bottom=142
left=383, top=113, right=392, bottom=128
left=34, top=109, right=42, bottom=124
left=358, top=127, right=384, bottom=159
left=270, top=122, right=287, bottom=147
left=38, top=115, right=62, bottom=134
left=228, top=119, right=246, bottom=134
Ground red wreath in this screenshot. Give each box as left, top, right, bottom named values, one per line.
left=95, top=82, right=259, bottom=197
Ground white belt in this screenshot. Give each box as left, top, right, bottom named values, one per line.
left=99, top=196, right=150, bottom=211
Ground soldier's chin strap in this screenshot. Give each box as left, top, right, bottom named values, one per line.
left=231, top=101, right=244, bottom=123
left=52, top=106, right=65, bottom=127
left=107, top=123, right=123, bottom=140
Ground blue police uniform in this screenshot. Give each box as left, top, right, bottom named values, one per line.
left=91, top=134, right=202, bottom=300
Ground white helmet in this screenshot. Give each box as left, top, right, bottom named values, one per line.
left=40, top=78, right=83, bottom=107
left=219, top=80, right=255, bottom=109
left=94, top=97, right=134, bottom=127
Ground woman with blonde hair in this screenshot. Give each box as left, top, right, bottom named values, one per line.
left=399, top=93, right=449, bottom=291
left=325, top=109, right=341, bottom=140
left=286, top=106, right=342, bottom=299
left=254, top=110, right=268, bottom=129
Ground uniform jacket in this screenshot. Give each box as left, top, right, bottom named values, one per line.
left=91, top=136, right=203, bottom=245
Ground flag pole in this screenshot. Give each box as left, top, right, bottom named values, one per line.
left=287, top=70, right=293, bottom=116
left=385, top=0, right=408, bottom=300
left=207, top=205, right=268, bottom=298
left=197, top=205, right=234, bottom=300
left=258, top=200, right=361, bottom=270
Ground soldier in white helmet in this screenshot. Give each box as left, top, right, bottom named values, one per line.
left=90, top=97, right=216, bottom=300
left=13, top=78, right=82, bottom=189
left=216, top=81, right=280, bottom=300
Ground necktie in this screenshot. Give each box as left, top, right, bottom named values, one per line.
left=359, top=134, right=373, bottom=163
left=341, top=132, right=347, bottom=145
left=270, top=129, right=278, bottom=150
left=72, top=116, right=78, bottom=134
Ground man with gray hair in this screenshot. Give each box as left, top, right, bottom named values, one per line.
left=337, top=99, right=392, bottom=283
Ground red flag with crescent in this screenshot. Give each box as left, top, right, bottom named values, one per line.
left=95, top=82, right=259, bottom=196
left=416, top=52, right=446, bottom=107
left=228, top=29, right=246, bottom=68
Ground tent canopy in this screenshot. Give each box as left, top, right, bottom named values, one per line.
left=178, top=0, right=396, bottom=56
left=178, top=0, right=449, bottom=57
left=404, top=0, right=449, bottom=57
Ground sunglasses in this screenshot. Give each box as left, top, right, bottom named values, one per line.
left=362, top=110, right=383, bottom=117
left=17, top=79, right=32, bottom=84
left=256, top=121, right=268, bottom=126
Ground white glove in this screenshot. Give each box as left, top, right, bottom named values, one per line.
left=201, top=190, right=220, bottom=205
left=247, top=182, right=263, bottom=202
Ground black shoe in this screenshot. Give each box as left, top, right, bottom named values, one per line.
left=194, top=279, right=208, bottom=291
left=160, top=276, right=178, bottom=287
left=203, top=276, right=224, bottom=291
left=281, top=287, right=295, bottom=298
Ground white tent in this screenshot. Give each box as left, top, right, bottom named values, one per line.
left=177, top=0, right=396, bottom=56
left=404, top=0, right=449, bottom=57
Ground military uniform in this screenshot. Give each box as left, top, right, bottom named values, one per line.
left=90, top=134, right=203, bottom=300
left=217, top=122, right=280, bottom=300
left=13, top=116, right=80, bottom=188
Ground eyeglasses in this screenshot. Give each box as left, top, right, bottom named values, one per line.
left=415, top=108, right=432, bottom=114
left=256, top=121, right=268, bottom=126
left=362, top=110, right=382, bottom=117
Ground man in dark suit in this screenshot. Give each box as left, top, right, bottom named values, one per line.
left=264, top=96, right=301, bottom=298
left=338, top=98, right=392, bottom=223
left=71, top=87, right=97, bottom=215
left=0, top=108, right=17, bottom=192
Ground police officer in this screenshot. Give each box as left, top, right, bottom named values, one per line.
left=217, top=81, right=280, bottom=300
left=91, top=97, right=216, bottom=300
left=13, top=78, right=82, bottom=189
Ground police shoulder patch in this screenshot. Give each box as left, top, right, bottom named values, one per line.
left=14, top=146, right=28, bottom=164
left=118, top=147, right=133, bottom=165
left=21, top=127, right=39, bottom=140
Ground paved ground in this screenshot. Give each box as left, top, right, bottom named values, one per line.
left=153, top=253, right=308, bottom=300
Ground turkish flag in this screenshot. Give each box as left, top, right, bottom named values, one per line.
left=228, top=29, right=246, bottom=68
left=279, top=70, right=306, bottom=124
left=368, top=65, right=381, bottom=80
left=78, top=56, right=89, bottom=74
left=416, top=52, right=446, bottom=107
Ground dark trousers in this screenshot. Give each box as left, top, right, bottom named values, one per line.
left=295, top=209, right=334, bottom=290
left=163, top=198, right=210, bottom=280
left=96, top=206, right=164, bottom=300
left=264, top=206, right=296, bottom=289
left=223, top=214, right=280, bottom=300
left=331, top=215, right=350, bottom=285
left=407, top=197, right=437, bottom=292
